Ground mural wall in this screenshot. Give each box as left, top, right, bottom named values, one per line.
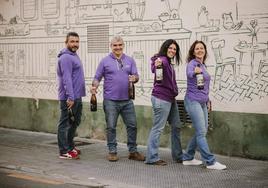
left=0, top=0, right=267, bottom=114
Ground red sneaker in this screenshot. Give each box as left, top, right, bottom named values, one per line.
left=72, top=148, right=81, bottom=155
left=59, top=151, right=79, bottom=159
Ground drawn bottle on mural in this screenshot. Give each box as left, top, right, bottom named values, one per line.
left=198, top=6, right=209, bottom=27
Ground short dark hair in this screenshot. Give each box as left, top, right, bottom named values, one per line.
left=65, top=32, right=79, bottom=43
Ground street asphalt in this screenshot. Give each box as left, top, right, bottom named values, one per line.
left=0, top=127, right=267, bottom=188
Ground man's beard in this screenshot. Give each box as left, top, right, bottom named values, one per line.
left=68, top=46, right=78, bottom=52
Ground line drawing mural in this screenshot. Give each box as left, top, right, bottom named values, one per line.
left=211, top=38, right=237, bottom=90
left=0, top=0, right=267, bottom=114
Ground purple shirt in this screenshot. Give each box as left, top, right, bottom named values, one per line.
left=151, top=56, right=178, bottom=102
left=94, top=53, right=139, bottom=100
left=57, top=48, right=86, bottom=100
left=185, top=59, right=210, bottom=103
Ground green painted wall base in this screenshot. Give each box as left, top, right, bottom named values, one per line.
left=0, top=96, right=267, bottom=160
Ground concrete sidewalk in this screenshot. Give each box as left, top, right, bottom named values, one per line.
left=0, top=127, right=267, bottom=188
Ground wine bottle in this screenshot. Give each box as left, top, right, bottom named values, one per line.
left=128, top=81, right=135, bottom=100
left=68, top=108, right=75, bottom=123
left=155, top=58, right=163, bottom=82
left=196, top=64, right=204, bottom=90
left=90, top=94, right=97, bottom=111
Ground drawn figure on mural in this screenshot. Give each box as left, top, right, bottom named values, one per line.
left=248, top=19, right=259, bottom=47
left=7, top=51, right=15, bottom=74
left=198, top=6, right=209, bottom=27
left=222, top=12, right=243, bottom=30
left=127, top=0, right=146, bottom=21
left=56, top=32, right=86, bottom=160
left=145, top=39, right=184, bottom=166
left=9, top=15, right=19, bottom=24
left=17, top=49, right=25, bottom=75
left=113, top=8, right=124, bottom=21
left=0, top=13, right=6, bottom=24
left=90, top=36, right=145, bottom=162
left=0, top=51, right=4, bottom=73
left=183, top=40, right=227, bottom=170
left=159, top=0, right=182, bottom=31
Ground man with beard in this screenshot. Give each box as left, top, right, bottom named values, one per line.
left=57, top=32, right=86, bottom=159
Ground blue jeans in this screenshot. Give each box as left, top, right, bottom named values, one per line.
left=103, top=99, right=137, bottom=153
left=183, top=96, right=215, bottom=165
left=57, top=98, right=82, bottom=154
left=145, top=96, right=183, bottom=163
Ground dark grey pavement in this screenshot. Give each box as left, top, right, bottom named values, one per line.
left=0, top=127, right=267, bottom=188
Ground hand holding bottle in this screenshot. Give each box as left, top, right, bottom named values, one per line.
left=155, top=57, right=162, bottom=67
left=194, top=66, right=202, bottom=74
left=66, top=99, right=74, bottom=109
left=90, top=86, right=97, bottom=94
left=128, top=75, right=136, bottom=82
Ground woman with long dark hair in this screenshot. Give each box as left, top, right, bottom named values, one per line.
left=145, top=39, right=188, bottom=165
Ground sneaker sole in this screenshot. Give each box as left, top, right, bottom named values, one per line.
left=206, top=166, right=227, bottom=170
left=183, top=162, right=203, bottom=166
left=59, top=156, right=80, bottom=160
left=146, top=160, right=167, bottom=166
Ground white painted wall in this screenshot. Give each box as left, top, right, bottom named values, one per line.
left=0, top=0, right=267, bottom=114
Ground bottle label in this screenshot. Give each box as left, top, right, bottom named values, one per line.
left=156, top=68, right=163, bottom=81
left=196, top=74, right=204, bottom=89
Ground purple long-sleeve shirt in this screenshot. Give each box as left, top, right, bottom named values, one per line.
left=185, top=59, right=210, bottom=103
left=94, top=53, right=139, bottom=100
left=151, top=55, right=178, bottom=102
left=57, top=48, right=86, bottom=100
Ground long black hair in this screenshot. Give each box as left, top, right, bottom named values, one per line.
left=157, top=39, right=181, bottom=65
left=187, top=40, right=207, bottom=63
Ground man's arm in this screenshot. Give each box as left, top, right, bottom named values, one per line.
left=59, top=55, right=74, bottom=108
left=130, top=57, right=139, bottom=83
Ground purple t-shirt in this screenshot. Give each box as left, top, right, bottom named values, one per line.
left=57, top=48, right=86, bottom=100
left=151, top=55, right=178, bottom=102
left=94, top=53, right=139, bottom=100
left=185, top=59, right=210, bottom=103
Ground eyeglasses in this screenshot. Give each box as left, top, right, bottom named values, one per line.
left=117, top=59, right=123, bottom=69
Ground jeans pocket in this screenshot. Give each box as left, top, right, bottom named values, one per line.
left=152, top=96, right=161, bottom=109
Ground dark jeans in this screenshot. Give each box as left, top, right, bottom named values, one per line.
left=57, top=98, right=82, bottom=154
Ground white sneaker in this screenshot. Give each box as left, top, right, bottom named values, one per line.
left=183, top=159, right=203, bottom=166
left=206, top=162, right=227, bottom=170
